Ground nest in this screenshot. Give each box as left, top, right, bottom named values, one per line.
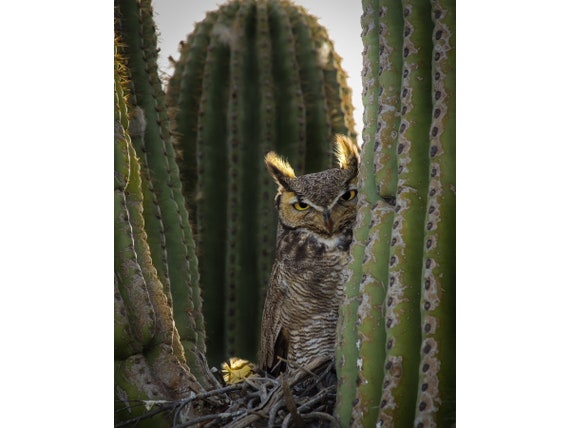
left=116, top=356, right=339, bottom=427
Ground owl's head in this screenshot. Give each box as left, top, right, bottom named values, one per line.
left=265, top=135, right=360, bottom=237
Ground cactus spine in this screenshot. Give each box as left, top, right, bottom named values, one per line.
left=336, top=0, right=455, bottom=426
left=166, top=0, right=357, bottom=364
left=115, top=0, right=219, bottom=424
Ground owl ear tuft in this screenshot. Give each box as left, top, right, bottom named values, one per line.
left=334, top=135, right=360, bottom=175
left=265, top=151, right=296, bottom=190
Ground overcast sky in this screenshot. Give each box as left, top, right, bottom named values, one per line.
left=152, top=0, right=364, bottom=143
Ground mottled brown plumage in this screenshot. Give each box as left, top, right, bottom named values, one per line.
left=259, top=136, right=360, bottom=373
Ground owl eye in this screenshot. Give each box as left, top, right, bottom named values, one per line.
left=293, top=201, right=310, bottom=211
left=341, top=189, right=357, bottom=201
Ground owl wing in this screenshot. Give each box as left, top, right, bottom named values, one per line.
left=259, top=271, right=289, bottom=374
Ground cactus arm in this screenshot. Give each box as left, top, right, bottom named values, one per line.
left=337, top=0, right=455, bottom=425
left=347, top=2, right=407, bottom=409
left=334, top=2, right=380, bottom=423
left=117, top=0, right=170, bottom=300
left=415, top=0, right=456, bottom=425
left=116, top=0, right=212, bottom=384
left=138, top=0, right=205, bottom=357
left=377, top=1, right=433, bottom=426
left=345, top=0, right=409, bottom=423
left=115, top=53, right=187, bottom=360
left=115, top=35, right=202, bottom=424
left=335, top=0, right=403, bottom=424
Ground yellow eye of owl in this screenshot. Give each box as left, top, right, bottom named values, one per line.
left=341, top=189, right=357, bottom=201
left=293, top=201, right=310, bottom=211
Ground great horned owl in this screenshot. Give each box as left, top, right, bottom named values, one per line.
left=259, top=135, right=360, bottom=374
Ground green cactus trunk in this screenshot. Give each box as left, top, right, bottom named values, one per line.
left=166, top=0, right=357, bottom=365
left=115, top=0, right=220, bottom=424
left=335, top=0, right=455, bottom=426
left=115, top=0, right=215, bottom=382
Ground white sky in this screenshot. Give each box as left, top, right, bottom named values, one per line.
left=152, top=0, right=364, bottom=144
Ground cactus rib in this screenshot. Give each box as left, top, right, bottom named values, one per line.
left=414, top=0, right=456, bottom=425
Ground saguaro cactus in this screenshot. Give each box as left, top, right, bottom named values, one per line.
left=114, top=0, right=219, bottom=425
left=335, top=0, right=455, bottom=427
left=166, top=0, right=357, bottom=365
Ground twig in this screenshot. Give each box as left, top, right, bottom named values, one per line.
left=116, top=356, right=337, bottom=428
left=174, top=409, right=248, bottom=428
left=296, top=385, right=335, bottom=412
left=173, top=383, right=245, bottom=423
left=114, top=403, right=175, bottom=428
left=281, top=372, right=304, bottom=428
left=268, top=398, right=285, bottom=427
left=300, top=411, right=340, bottom=427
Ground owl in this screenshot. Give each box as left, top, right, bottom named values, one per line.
left=259, top=135, right=360, bottom=374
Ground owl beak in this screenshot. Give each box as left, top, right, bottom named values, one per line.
left=323, top=211, right=334, bottom=234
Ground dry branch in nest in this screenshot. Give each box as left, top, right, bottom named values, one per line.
left=115, top=356, right=338, bottom=427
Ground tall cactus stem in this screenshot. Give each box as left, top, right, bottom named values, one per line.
left=336, top=0, right=454, bottom=426
left=377, top=1, right=433, bottom=426
left=334, top=2, right=377, bottom=424
left=116, top=0, right=211, bottom=386
left=335, top=0, right=402, bottom=424
left=414, top=0, right=456, bottom=426
left=335, top=205, right=370, bottom=426
left=168, top=0, right=356, bottom=364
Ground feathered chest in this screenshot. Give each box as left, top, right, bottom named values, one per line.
left=272, top=228, right=352, bottom=303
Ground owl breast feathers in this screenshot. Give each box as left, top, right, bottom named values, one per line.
left=259, top=135, right=360, bottom=373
